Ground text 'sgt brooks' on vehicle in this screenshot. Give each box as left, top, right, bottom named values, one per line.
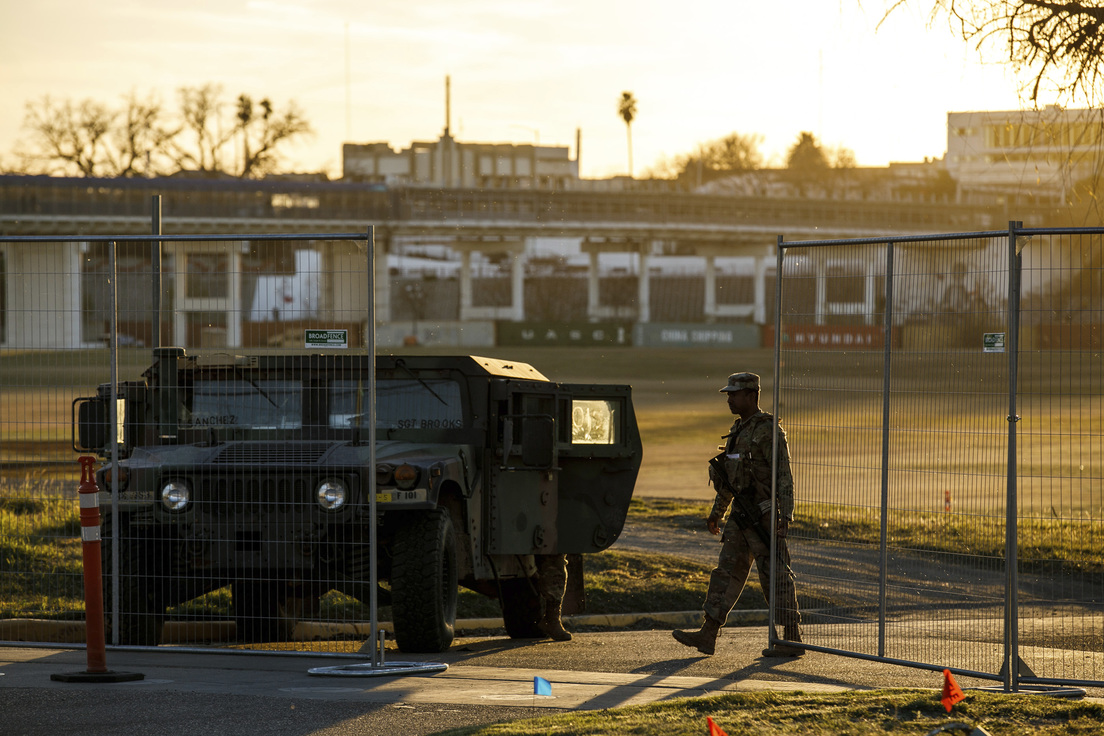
left=74, top=349, right=642, bottom=652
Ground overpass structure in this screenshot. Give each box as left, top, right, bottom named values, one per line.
left=0, top=174, right=1028, bottom=349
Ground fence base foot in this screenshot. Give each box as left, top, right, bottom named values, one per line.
left=308, top=661, right=447, bottom=678
left=975, top=685, right=1086, bottom=699
left=50, top=670, right=145, bottom=683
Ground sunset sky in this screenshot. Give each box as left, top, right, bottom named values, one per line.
left=0, top=0, right=1040, bottom=179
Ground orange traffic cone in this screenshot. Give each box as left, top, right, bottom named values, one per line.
left=707, top=716, right=728, bottom=736
left=941, top=669, right=966, bottom=712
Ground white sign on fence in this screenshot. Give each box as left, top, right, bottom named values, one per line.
left=983, top=332, right=1006, bottom=353
left=305, top=329, right=349, bottom=349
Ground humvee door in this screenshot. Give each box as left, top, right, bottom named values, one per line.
left=556, top=383, right=640, bottom=553
left=485, top=381, right=641, bottom=555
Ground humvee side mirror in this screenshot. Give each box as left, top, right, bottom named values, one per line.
left=74, top=397, right=108, bottom=453
left=521, top=416, right=555, bottom=468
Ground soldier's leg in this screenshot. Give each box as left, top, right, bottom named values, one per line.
left=753, top=540, right=800, bottom=629
left=534, top=553, right=571, bottom=641
left=536, top=554, right=567, bottom=600
left=773, top=539, right=801, bottom=637
left=704, top=524, right=755, bottom=625
left=752, top=536, right=803, bottom=656
left=674, top=520, right=754, bottom=655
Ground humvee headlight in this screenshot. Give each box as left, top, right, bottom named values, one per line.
left=102, top=465, right=130, bottom=492
left=160, top=481, right=191, bottom=512
left=375, top=463, right=395, bottom=486
left=394, top=464, right=419, bottom=490
left=316, top=478, right=348, bottom=511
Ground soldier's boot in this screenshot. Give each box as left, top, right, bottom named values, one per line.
left=538, top=599, right=572, bottom=642
left=762, top=623, right=804, bottom=658
left=672, top=616, right=722, bottom=655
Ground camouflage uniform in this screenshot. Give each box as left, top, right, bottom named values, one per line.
left=674, top=372, right=802, bottom=656
left=704, top=408, right=801, bottom=634
left=535, top=553, right=567, bottom=604
left=535, top=553, right=571, bottom=641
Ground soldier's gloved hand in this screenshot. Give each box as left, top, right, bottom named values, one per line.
left=706, top=515, right=721, bottom=536
left=777, top=517, right=790, bottom=539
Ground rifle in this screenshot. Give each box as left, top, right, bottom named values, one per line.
left=708, top=451, right=770, bottom=547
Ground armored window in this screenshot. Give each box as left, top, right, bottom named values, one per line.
left=571, top=399, right=619, bottom=445
left=330, top=379, right=463, bottom=430
left=186, top=379, right=303, bottom=430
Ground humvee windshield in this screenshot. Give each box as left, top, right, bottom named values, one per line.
left=187, top=379, right=303, bottom=429
left=329, top=379, right=464, bottom=430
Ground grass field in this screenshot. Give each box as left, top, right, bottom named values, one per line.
left=2, top=344, right=1101, bottom=509
left=433, top=689, right=1104, bottom=736
left=2, top=489, right=1099, bottom=624
left=2, top=345, right=1101, bottom=608
left=0, top=491, right=725, bottom=622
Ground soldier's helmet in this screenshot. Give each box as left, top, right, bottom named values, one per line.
left=719, top=372, right=760, bottom=393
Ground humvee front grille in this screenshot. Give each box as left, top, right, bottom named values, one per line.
left=195, top=474, right=315, bottom=507
left=191, top=471, right=359, bottom=514
left=212, top=442, right=331, bottom=465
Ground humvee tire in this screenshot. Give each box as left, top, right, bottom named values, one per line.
left=391, top=509, right=458, bottom=653
left=101, top=516, right=164, bottom=646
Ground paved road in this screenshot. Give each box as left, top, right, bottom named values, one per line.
left=0, top=638, right=956, bottom=736
left=0, top=637, right=848, bottom=736
left=4, top=517, right=1100, bottom=734
left=4, top=623, right=1101, bottom=736
left=618, top=517, right=1104, bottom=652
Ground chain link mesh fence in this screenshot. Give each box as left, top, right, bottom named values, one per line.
left=1, top=230, right=642, bottom=659
left=3, top=223, right=1100, bottom=690
left=775, top=225, right=1102, bottom=688
left=1, top=233, right=377, bottom=651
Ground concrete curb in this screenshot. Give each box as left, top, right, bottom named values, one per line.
left=0, top=609, right=769, bottom=645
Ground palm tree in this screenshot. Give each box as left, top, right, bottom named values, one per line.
left=617, top=91, right=637, bottom=178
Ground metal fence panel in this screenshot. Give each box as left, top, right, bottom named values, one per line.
left=776, top=225, right=1103, bottom=689
left=1, top=233, right=374, bottom=654
left=4, top=222, right=1100, bottom=689
left=1, top=239, right=112, bottom=641
left=1015, top=229, right=1104, bottom=687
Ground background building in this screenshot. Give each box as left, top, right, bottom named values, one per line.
left=343, top=130, right=580, bottom=189
left=946, top=106, right=1104, bottom=207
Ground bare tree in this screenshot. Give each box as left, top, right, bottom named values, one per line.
left=884, top=1, right=1104, bottom=103
left=237, top=93, right=255, bottom=175
left=171, top=85, right=312, bottom=177
left=704, top=132, right=765, bottom=171
left=656, top=132, right=765, bottom=187
left=107, top=91, right=178, bottom=177
left=17, top=96, right=115, bottom=176
left=15, top=84, right=312, bottom=178
left=617, top=91, right=637, bottom=177
left=828, top=144, right=858, bottom=169
left=235, top=95, right=312, bottom=178
left=173, top=84, right=235, bottom=174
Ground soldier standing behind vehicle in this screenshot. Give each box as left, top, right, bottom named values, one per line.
left=535, top=553, right=572, bottom=641
left=672, top=372, right=803, bottom=658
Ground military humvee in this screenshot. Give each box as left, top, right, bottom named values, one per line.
left=74, top=348, right=641, bottom=652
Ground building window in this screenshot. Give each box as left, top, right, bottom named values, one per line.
left=186, top=254, right=230, bottom=299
